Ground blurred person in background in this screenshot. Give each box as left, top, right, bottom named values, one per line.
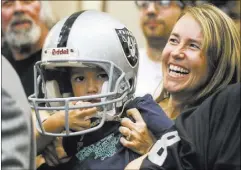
left=1, top=0, right=57, bottom=97
left=134, top=0, right=195, bottom=97
left=2, top=55, right=36, bottom=170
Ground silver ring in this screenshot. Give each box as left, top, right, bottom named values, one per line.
left=126, top=131, right=131, bottom=141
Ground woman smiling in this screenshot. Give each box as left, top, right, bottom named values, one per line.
left=121, top=3, right=240, bottom=170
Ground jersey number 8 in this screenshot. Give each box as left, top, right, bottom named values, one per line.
left=148, top=131, right=181, bottom=166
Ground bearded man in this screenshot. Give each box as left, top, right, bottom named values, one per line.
left=1, top=0, right=57, bottom=97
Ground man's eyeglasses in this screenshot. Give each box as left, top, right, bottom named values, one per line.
left=135, top=0, right=185, bottom=10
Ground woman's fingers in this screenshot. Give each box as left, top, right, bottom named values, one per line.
left=120, top=136, right=133, bottom=148
left=119, top=108, right=155, bottom=155
left=121, top=117, right=136, bottom=130
left=119, top=126, right=132, bottom=137
left=120, top=125, right=143, bottom=142
left=126, top=108, right=144, bottom=123
left=121, top=109, right=146, bottom=131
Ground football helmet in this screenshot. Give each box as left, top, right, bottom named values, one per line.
left=28, top=10, right=139, bottom=136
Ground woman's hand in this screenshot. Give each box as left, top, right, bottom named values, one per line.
left=119, top=108, right=156, bottom=155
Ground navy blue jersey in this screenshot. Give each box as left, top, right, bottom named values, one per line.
left=141, top=83, right=240, bottom=170
left=38, top=94, right=173, bottom=170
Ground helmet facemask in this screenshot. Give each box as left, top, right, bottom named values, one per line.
left=29, top=10, right=139, bottom=137
left=29, top=59, right=134, bottom=136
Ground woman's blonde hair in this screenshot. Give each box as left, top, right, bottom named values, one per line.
left=156, top=3, right=240, bottom=107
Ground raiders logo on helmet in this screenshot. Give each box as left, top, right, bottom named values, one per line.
left=115, top=27, right=139, bottom=67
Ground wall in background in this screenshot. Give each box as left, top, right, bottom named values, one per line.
left=49, top=1, right=81, bottom=20
left=106, top=1, right=145, bottom=49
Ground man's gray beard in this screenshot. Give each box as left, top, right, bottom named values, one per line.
left=5, top=22, right=41, bottom=54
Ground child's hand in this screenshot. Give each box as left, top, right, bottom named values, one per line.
left=42, top=137, right=71, bottom=166
left=67, top=101, right=97, bottom=131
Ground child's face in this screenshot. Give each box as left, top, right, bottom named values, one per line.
left=70, top=67, right=108, bottom=99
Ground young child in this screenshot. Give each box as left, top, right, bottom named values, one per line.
left=30, top=10, right=173, bottom=170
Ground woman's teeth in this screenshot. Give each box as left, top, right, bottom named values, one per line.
left=169, top=64, right=189, bottom=74
left=169, top=64, right=189, bottom=77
